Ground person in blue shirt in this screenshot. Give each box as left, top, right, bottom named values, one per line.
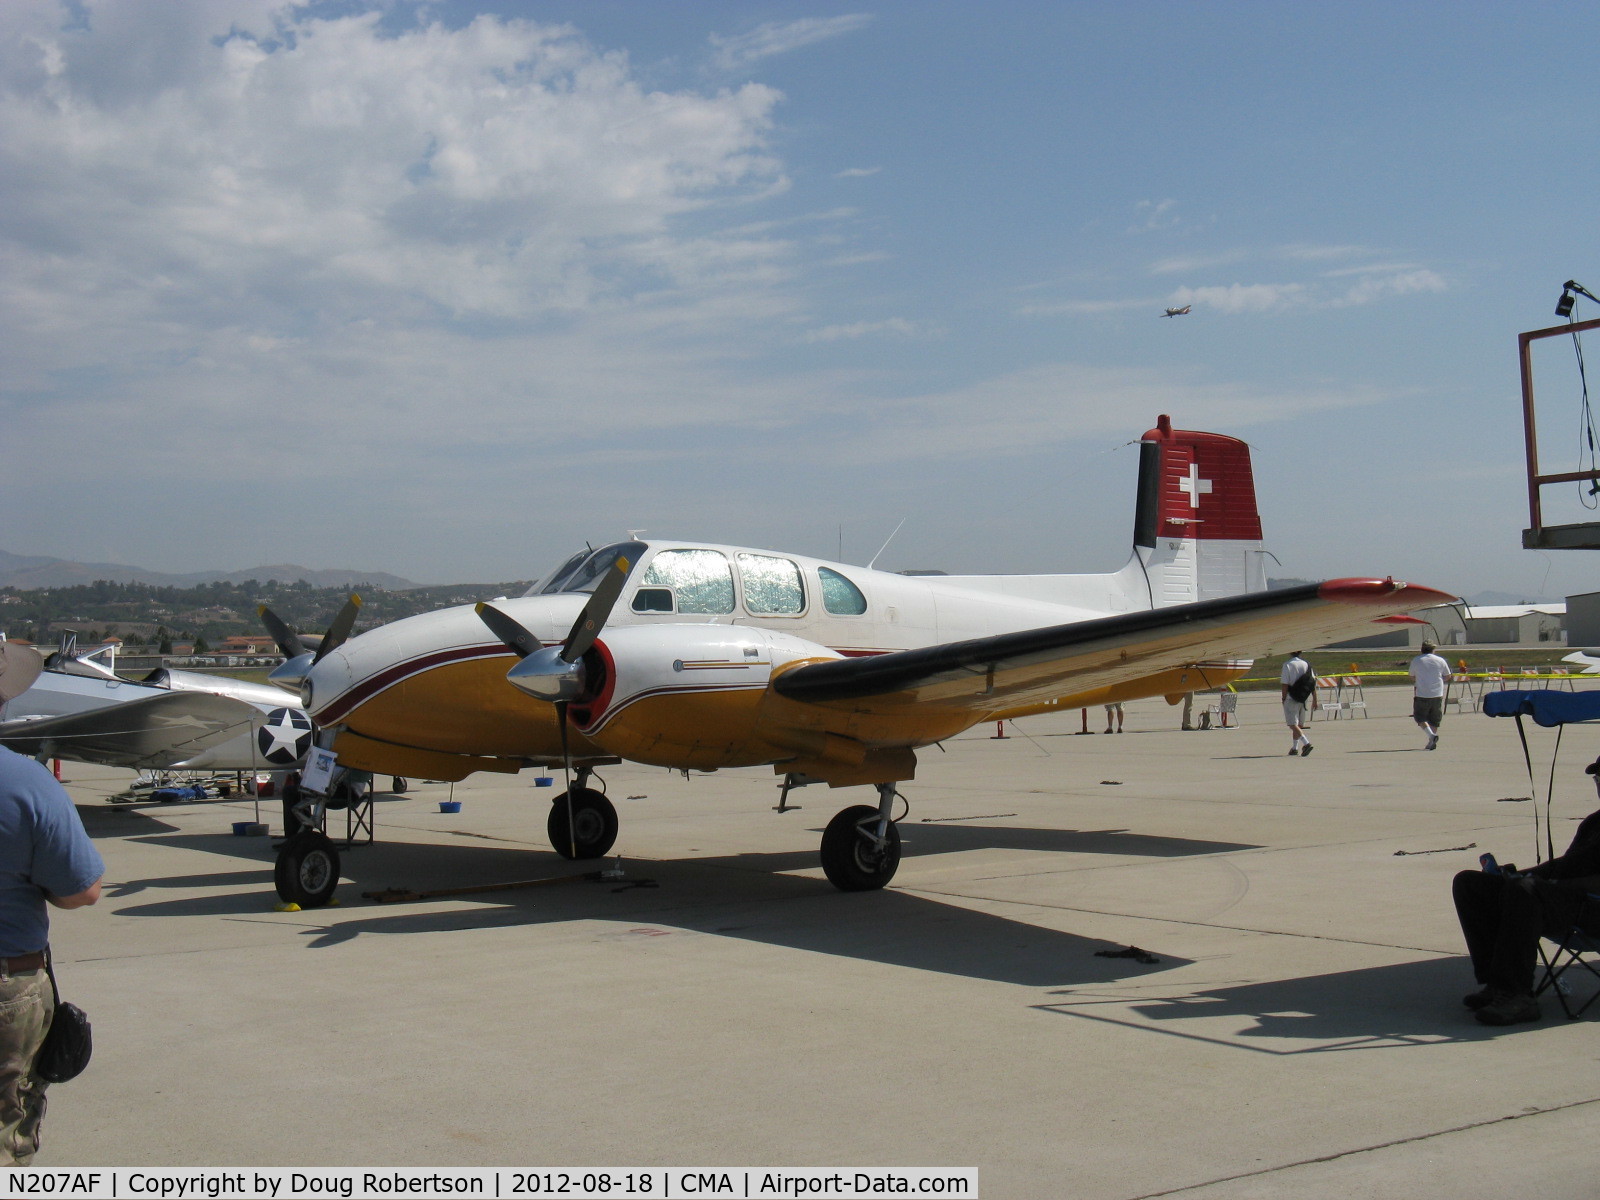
left=0, top=746, right=104, bottom=1166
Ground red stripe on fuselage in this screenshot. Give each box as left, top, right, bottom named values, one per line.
left=312, top=641, right=892, bottom=726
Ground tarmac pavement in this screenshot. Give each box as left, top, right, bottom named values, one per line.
left=32, top=684, right=1600, bottom=1197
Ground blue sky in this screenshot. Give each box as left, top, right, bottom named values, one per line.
left=2, top=1, right=1597, bottom=598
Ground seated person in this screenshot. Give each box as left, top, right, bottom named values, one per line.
left=1452, top=757, right=1600, bottom=1025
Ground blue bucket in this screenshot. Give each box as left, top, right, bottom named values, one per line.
left=439, top=800, right=462, bottom=814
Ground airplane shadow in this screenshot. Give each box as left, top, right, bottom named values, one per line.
left=748, top=821, right=1253, bottom=875
left=104, top=825, right=1248, bottom=988
left=1035, top=956, right=1527, bottom=1052
left=78, top=804, right=181, bottom=839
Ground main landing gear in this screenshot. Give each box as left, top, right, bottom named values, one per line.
left=547, top=768, right=618, bottom=860
left=819, top=783, right=903, bottom=891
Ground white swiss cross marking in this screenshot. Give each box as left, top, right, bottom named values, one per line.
left=1178, top=462, right=1213, bottom=509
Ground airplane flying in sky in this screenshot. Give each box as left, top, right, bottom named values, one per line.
left=0, top=635, right=315, bottom=774
left=280, top=416, right=1454, bottom=907
left=1161, top=305, right=1192, bottom=317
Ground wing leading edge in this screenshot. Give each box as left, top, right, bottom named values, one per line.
left=0, top=691, right=258, bottom=769
left=772, top=578, right=1455, bottom=715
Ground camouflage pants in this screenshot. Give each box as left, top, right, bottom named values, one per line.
left=0, top=968, right=52, bottom=1166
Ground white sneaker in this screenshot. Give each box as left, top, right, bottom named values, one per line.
left=1425, top=735, right=1438, bottom=750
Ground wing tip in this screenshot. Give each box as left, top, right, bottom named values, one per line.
left=1317, top=577, right=1458, bottom=608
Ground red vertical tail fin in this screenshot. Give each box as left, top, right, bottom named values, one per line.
left=1132, top=415, right=1268, bottom=604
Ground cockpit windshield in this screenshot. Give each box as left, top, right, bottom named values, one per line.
left=529, top=542, right=644, bottom=596
left=529, top=549, right=593, bottom=596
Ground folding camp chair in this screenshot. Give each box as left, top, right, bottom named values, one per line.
left=1483, top=690, right=1600, bottom=1018
left=1535, top=895, right=1600, bottom=1019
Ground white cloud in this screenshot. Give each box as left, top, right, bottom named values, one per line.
left=835, top=166, right=881, bottom=178
left=801, top=318, right=924, bottom=343
left=1016, top=298, right=1153, bottom=317
left=1129, top=198, right=1181, bottom=233
left=709, top=15, right=873, bottom=72
left=1148, top=251, right=1250, bottom=275
left=0, top=3, right=788, bottom=347
left=790, top=363, right=1403, bottom=465
left=1067, top=250, right=1452, bottom=318
left=1330, top=267, right=1447, bottom=307
left=1167, top=282, right=1309, bottom=314
left=0, top=2, right=855, bottom=573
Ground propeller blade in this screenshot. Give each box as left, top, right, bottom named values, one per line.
left=557, top=699, right=576, bottom=858
left=0, top=643, right=43, bottom=704
left=311, top=594, right=363, bottom=664
left=475, top=602, right=543, bottom=660
left=257, top=605, right=309, bottom=660
left=561, top=546, right=643, bottom=663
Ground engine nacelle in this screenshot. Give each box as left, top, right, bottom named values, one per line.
left=570, top=624, right=841, bottom=770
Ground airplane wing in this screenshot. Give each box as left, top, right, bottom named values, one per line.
left=0, top=691, right=258, bottom=769
left=773, top=579, right=1454, bottom=716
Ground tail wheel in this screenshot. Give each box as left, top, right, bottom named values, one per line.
left=548, top=787, right=618, bottom=859
left=820, top=804, right=902, bottom=891
left=274, top=831, right=341, bottom=908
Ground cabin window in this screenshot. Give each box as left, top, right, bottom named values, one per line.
left=819, top=567, right=868, bottom=616
left=738, top=554, right=805, bottom=615
left=630, top=587, right=673, bottom=613
left=637, top=550, right=735, bottom=614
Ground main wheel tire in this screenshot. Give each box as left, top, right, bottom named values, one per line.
left=820, top=804, right=902, bottom=891
left=274, top=831, right=341, bottom=908
left=547, top=787, right=618, bottom=860
left=391, top=777, right=408, bottom=794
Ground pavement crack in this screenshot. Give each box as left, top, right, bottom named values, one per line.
left=1124, top=1095, right=1600, bottom=1198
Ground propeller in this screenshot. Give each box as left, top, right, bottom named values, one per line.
left=476, top=543, right=644, bottom=703
left=261, top=594, right=360, bottom=693
left=475, top=542, right=644, bottom=859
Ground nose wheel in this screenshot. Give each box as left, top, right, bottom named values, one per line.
left=274, top=831, right=341, bottom=908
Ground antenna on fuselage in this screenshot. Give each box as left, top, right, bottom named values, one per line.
left=867, top=517, right=909, bottom=570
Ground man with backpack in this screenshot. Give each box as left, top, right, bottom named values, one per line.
left=1280, top=650, right=1317, bottom=756
left=1408, top=640, right=1451, bottom=750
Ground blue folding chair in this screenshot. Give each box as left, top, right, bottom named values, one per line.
left=1484, top=690, right=1600, bottom=1019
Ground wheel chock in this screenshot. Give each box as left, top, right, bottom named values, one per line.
left=274, top=901, right=302, bottom=912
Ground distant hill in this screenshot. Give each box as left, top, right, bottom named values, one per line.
left=0, top=549, right=419, bottom=591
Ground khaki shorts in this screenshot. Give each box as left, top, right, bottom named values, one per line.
left=0, top=966, right=52, bottom=1166
left=1413, top=696, right=1444, bottom=727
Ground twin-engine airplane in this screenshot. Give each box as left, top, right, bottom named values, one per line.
left=0, top=634, right=316, bottom=774
left=281, top=416, right=1454, bottom=906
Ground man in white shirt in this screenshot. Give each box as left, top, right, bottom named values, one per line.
left=1279, top=651, right=1315, bottom=757
left=1408, top=640, right=1451, bottom=750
